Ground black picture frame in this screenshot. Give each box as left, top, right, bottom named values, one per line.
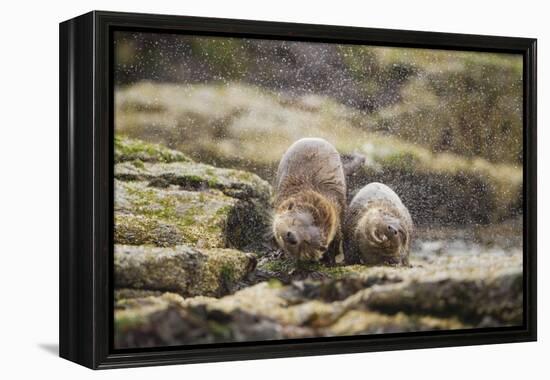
left=59, top=10, right=537, bottom=369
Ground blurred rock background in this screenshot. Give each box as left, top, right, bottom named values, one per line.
left=115, top=32, right=523, bottom=164
left=112, top=32, right=524, bottom=348
left=115, top=31, right=523, bottom=227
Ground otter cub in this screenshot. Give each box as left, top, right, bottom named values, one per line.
left=344, top=182, right=412, bottom=266
left=273, top=138, right=346, bottom=263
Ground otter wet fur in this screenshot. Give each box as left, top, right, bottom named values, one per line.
left=344, top=182, right=413, bottom=266
left=272, top=138, right=346, bottom=264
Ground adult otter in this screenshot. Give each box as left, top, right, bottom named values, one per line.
left=272, top=138, right=346, bottom=263
left=344, top=182, right=412, bottom=266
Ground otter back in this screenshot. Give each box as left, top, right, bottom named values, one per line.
left=275, top=138, right=346, bottom=209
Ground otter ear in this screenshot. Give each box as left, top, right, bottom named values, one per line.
left=288, top=201, right=294, bottom=211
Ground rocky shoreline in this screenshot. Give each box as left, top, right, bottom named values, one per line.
left=113, top=137, right=523, bottom=349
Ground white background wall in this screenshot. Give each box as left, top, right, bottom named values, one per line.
left=0, top=0, right=546, bottom=378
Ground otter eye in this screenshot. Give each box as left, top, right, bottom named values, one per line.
left=288, top=201, right=294, bottom=210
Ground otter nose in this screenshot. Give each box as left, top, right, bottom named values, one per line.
left=285, top=231, right=298, bottom=245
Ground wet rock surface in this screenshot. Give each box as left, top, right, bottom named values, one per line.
left=114, top=138, right=271, bottom=250
left=114, top=180, right=265, bottom=249
left=113, top=137, right=523, bottom=349
left=115, top=160, right=271, bottom=202
left=115, top=253, right=521, bottom=348
left=115, top=245, right=257, bottom=297
left=115, top=293, right=313, bottom=348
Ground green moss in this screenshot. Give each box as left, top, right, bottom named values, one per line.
left=261, top=259, right=293, bottom=273
left=184, top=174, right=204, bottom=183
left=123, top=183, right=178, bottom=220
left=381, top=151, right=420, bottom=172
left=179, top=213, right=197, bottom=227
left=220, top=265, right=235, bottom=284
left=235, top=171, right=255, bottom=182
left=114, top=136, right=191, bottom=163
left=114, top=214, right=185, bottom=247
left=206, top=224, right=221, bottom=233
left=208, top=320, right=233, bottom=339
left=215, top=205, right=232, bottom=217
left=115, top=313, right=145, bottom=333
left=131, top=159, right=145, bottom=169
left=115, top=181, right=237, bottom=248
left=198, top=192, right=206, bottom=202
left=260, top=257, right=375, bottom=280
left=295, top=262, right=356, bottom=278
left=319, top=266, right=354, bottom=278
left=267, top=279, right=283, bottom=289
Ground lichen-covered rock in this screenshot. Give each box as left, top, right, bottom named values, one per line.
left=114, top=292, right=313, bottom=349
left=115, top=135, right=192, bottom=163
left=114, top=245, right=257, bottom=297
left=114, top=179, right=270, bottom=249
left=327, top=310, right=466, bottom=336
left=258, top=244, right=522, bottom=287
left=115, top=289, right=164, bottom=301
left=115, top=159, right=272, bottom=202
left=115, top=180, right=234, bottom=248
left=113, top=278, right=470, bottom=348
left=110, top=133, right=524, bottom=348
left=114, top=213, right=187, bottom=247
left=114, top=248, right=522, bottom=347
left=348, top=272, right=523, bottom=326
left=113, top=142, right=273, bottom=250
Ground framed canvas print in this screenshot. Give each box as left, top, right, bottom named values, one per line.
left=59, top=11, right=537, bottom=369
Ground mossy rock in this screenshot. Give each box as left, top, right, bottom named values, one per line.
left=259, top=247, right=522, bottom=291
left=114, top=244, right=257, bottom=297
left=114, top=247, right=522, bottom=347
left=346, top=272, right=523, bottom=326
left=327, top=310, right=466, bottom=336
left=227, top=258, right=522, bottom=329
left=115, top=288, right=164, bottom=301
left=115, top=159, right=272, bottom=202
left=113, top=289, right=463, bottom=348
left=114, top=292, right=311, bottom=349
left=114, top=136, right=192, bottom=163
left=114, top=180, right=270, bottom=250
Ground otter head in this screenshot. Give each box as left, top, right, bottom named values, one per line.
left=273, top=200, right=327, bottom=261
left=356, top=208, right=408, bottom=265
